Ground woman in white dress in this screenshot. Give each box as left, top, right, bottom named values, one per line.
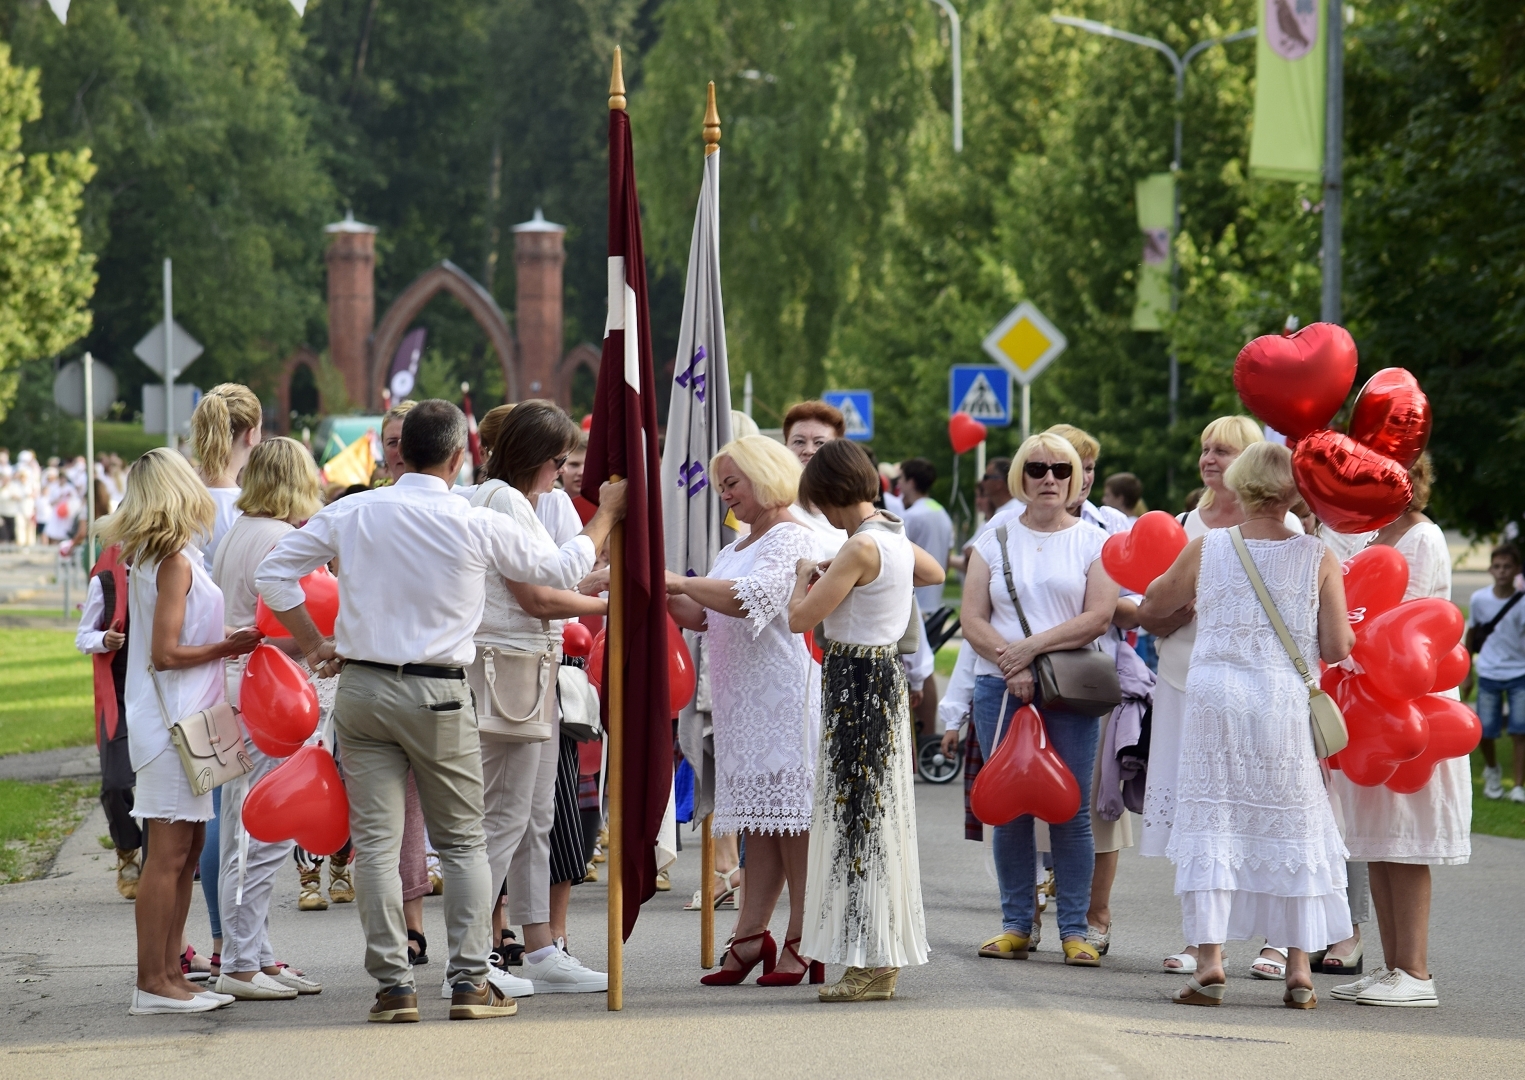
left=1326, top=455, right=1467, bottom=1007
left=1139, top=415, right=1305, bottom=977
left=786, top=439, right=944, bottom=1003
left=667, top=435, right=824, bottom=986
left=1139, top=442, right=1355, bottom=1008
left=102, top=449, right=262, bottom=1015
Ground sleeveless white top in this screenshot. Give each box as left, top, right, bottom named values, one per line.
left=822, top=518, right=915, bottom=648
left=472, top=480, right=562, bottom=653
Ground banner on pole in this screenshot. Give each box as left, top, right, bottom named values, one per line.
left=1132, top=173, right=1175, bottom=331
left=1249, top=0, right=1326, bottom=183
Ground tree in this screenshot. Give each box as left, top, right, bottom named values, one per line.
left=0, top=41, right=95, bottom=424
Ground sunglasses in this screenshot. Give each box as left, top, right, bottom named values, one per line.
left=554, top=455, right=570, bottom=470
left=1023, top=461, right=1074, bottom=480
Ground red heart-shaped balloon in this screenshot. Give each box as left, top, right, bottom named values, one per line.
left=1340, top=545, right=1409, bottom=631
left=1234, top=323, right=1359, bottom=439
left=1292, top=430, right=1414, bottom=534
left=242, top=743, right=350, bottom=854
left=1350, top=597, right=1466, bottom=702
left=1347, top=368, right=1432, bottom=469
left=240, top=643, right=319, bottom=757
left=948, top=412, right=988, bottom=455
left=588, top=629, right=605, bottom=692
left=1429, top=643, right=1470, bottom=694
left=668, top=615, right=696, bottom=717
left=561, top=621, right=593, bottom=658
left=255, top=567, right=341, bottom=638
left=1384, top=695, right=1481, bottom=795
left=970, top=704, right=1082, bottom=826
left=1333, top=673, right=1429, bottom=786
left=1100, top=510, right=1189, bottom=594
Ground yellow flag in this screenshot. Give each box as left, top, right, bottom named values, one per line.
left=320, top=431, right=375, bottom=488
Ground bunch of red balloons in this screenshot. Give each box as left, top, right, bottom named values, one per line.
left=1321, top=547, right=1481, bottom=793
left=1234, top=324, right=1432, bottom=533
left=254, top=568, right=340, bottom=638
left=585, top=614, right=696, bottom=718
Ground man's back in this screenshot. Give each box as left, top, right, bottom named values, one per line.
left=903, top=497, right=953, bottom=611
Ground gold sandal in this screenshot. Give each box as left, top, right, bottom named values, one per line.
left=818, top=966, right=898, bottom=1002
left=978, top=931, right=1031, bottom=959
left=1062, top=938, right=1101, bottom=967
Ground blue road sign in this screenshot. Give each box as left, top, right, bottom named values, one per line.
left=822, top=390, right=873, bottom=441
left=949, top=365, right=1012, bottom=427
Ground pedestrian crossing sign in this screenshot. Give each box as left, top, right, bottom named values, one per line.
left=981, top=301, right=1067, bottom=385
left=822, top=390, right=873, bottom=441
left=949, top=365, right=1012, bottom=427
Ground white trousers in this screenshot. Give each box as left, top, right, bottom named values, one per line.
left=218, top=744, right=295, bottom=974
left=480, top=717, right=558, bottom=926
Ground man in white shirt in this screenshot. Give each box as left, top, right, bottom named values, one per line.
left=256, top=400, right=626, bottom=1023
left=900, top=457, right=954, bottom=612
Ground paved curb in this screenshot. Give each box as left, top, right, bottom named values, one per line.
left=0, top=745, right=99, bottom=783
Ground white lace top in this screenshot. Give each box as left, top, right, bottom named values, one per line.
left=706, top=521, right=822, bottom=836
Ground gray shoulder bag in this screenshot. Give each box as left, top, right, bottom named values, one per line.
left=995, top=525, right=1121, bottom=717
left=1228, top=526, right=1349, bottom=758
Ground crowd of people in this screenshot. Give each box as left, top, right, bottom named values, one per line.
left=1, top=448, right=130, bottom=549
left=71, top=382, right=1488, bottom=1018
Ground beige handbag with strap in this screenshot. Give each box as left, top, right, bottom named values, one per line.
left=149, top=664, right=254, bottom=797
left=1228, top=526, right=1349, bottom=759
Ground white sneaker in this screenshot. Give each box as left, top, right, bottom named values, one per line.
left=1356, top=967, right=1438, bottom=1007
left=272, top=969, right=323, bottom=995
left=440, top=968, right=534, bottom=999
left=196, top=989, right=236, bottom=1008
left=1484, top=765, right=1505, bottom=800
left=129, top=988, right=224, bottom=1014
left=215, top=972, right=298, bottom=1000
left=522, top=944, right=609, bottom=993
left=1511, top=786, right=1525, bottom=804
left=1331, top=965, right=1389, bottom=1001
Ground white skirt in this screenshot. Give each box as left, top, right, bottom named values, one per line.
left=1139, top=679, right=1185, bottom=858
left=130, top=748, right=214, bottom=823
left=1331, top=755, right=1472, bottom=865
left=1181, top=888, right=1354, bottom=954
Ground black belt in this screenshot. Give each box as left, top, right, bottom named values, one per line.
left=347, top=659, right=466, bottom=681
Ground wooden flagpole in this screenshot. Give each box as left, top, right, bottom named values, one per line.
left=606, top=46, right=628, bottom=1014
left=698, top=79, right=722, bottom=971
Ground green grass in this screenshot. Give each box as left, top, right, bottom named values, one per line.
left=0, top=628, right=94, bottom=756
left=0, top=779, right=97, bottom=882
left=1470, top=745, right=1525, bottom=840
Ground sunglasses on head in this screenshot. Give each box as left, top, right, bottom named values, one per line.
left=1024, top=461, right=1074, bottom=480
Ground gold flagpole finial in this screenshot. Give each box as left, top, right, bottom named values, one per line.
left=703, top=81, right=721, bottom=156
left=609, top=46, right=627, bottom=111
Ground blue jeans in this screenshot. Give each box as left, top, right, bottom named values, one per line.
left=200, top=787, right=222, bottom=940
left=973, top=675, right=1097, bottom=941
left=1477, top=674, right=1525, bottom=739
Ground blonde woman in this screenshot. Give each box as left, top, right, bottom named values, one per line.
left=1138, top=443, right=1353, bottom=1008
left=103, top=449, right=262, bottom=1014
left=190, top=383, right=264, bottom=570
left=666, top=435, right=822, bottom=986
left=1139, top=416, right=1303, bottom=976
left=211, top=438, right=326, bottom=1001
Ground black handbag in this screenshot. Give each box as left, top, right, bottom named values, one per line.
left=994, top=526, right=1121, bottom=717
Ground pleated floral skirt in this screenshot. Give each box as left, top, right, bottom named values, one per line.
left=800, top=642, right=929, bottom=969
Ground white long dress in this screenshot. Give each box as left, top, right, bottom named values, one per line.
left=1330, top=522, right=1471, bottom=864
left=707, top=522, right=821, bottom=837
left=801, top=519, right=929, bottom=968
left=1168, top=530, right=1352, bottom=952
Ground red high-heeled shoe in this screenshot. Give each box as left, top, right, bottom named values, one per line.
left=700, top=931, right=777, bottom=986
left=756, top=937, right=824, bottom=986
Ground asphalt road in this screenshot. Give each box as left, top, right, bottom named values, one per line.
left=3, top=776, right=1521, bottom=1079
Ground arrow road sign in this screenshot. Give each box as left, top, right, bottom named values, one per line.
left=133, top=319, right=204, bottom=380
left=822, top=390, right=873, bottom=441
left=949, top=365, right=1011, bottom=427
left=981, top=301, right=1067, bottom=386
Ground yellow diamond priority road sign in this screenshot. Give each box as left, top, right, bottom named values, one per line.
left=981, top=301, right=1067, bottom=386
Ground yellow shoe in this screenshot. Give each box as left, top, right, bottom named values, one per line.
left=114, top=850, right=141, bottom=901
left=584, top=861, right=599, bottom=883
left=818, top=967, right=898, bottom=1002
left=654, top=869, right=671, bottom=892
left=1062, top=938, right=1101, bottom=967
left=298, top=868, right=328, bottom=911
left=328, top=863, right=355, bottom=904
left=979, top=931, right=1031, bottom=960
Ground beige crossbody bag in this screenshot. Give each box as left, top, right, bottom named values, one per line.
left=1228, top=526, right=1349, bottom=759
left=148, top=664, right=254, bottom=796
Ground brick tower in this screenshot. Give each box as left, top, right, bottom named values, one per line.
left=324, top=211, right=378, bottom=409
left=511, top=208, right=566, bottom=401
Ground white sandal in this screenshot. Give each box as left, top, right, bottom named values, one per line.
left=1251, top=946, right=1288, bottom=980
left=683, top=867, right=740, bottom=911
left=1162, top=952, right=1197, bottom=973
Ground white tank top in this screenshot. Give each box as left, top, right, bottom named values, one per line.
left=822, top=518, right=915, bottom=648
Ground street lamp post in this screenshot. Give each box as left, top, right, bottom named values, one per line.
left=928, top=0, right=963, bottom=152
left=1050, top=16, right=1256, bottom=435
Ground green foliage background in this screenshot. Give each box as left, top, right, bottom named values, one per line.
left=0, top=0, right=1520, bottom=529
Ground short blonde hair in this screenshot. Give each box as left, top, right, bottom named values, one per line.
left=99, top=448, right=215, bottom=565
left=710, top=435, right=801, bottom=509
left=382, top=399, right=418, bottom=432
left=192, top=383, right=262, bottom=482
left=1198, top=415, right=1264, bottom=509
left=1010, top=433, right=1084, bottom=506
left=237, top=437, right=322, bottom=521
left=1046, top=423, right=1100, bottom=463
left=1224, top=441, right=1296, bottom=513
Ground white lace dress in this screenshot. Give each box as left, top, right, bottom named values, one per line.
left=706, top=522, right=822, bottom=837
left=1168, top=530, right=1352, bottom=952
left=1330, top=522, right=1471, bottom=864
